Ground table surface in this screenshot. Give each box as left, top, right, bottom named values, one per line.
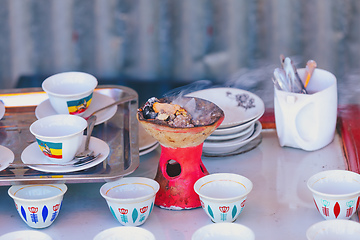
left=0, top=127, right=353, bottom=240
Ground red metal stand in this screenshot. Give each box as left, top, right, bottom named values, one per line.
left=154, top=143, right=208, bottom=210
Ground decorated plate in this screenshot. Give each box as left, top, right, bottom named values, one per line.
left=186, top=87, right=264, bottom=128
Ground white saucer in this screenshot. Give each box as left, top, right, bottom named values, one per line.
left=212, top=112, right=263, bottom=136
left=139, top=124, right=158, bottom=151
left=35, top=92, right=117, bottom=125
left=21, top=136, right=110, bottom=173
left=0, top=101, right=5, bottom=120
left=205, top=123, right=254, bottom=145
left=186, top=87, right=264, bottom=128
left=203, top=121, right=262, bottom=154
left=207, top=122, right=254, bottom=141
left=140, top=142, right=159, bottom=156
left=0, top=230, right=52, bottom=240
left=0, top=145, right=15, bottom=171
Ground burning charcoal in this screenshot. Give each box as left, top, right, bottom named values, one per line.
left=143, top=106, right=158, bottom=119
left=138, top=96, right=223, bottom=129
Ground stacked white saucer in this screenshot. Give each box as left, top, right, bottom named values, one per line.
left=186, top=87, right=264, bottom=156
left=139, top=124, right=159, bottom=156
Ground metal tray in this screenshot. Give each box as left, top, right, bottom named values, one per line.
left=0, top=85, right=139, bottom=185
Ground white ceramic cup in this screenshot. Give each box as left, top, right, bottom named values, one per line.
left=307, top=170, right=360, bottom=220
left=192, top=223, right=255, bottom=240
left=0, top=230, right=53, bottom=240
left=100, top=177, right=160, bottom=227
left=194, top=173, right=253, bottom=223
left=306, top=219, right=360, bottom=240
left=8, top=184, right=67, bottom=229
left=30, top=114, right=87, bottom=163
left=274, top=68, right=337, bottom=151
left=42, top=71, right=98, bottom=116
left=93, top=227, right=156, bottom=240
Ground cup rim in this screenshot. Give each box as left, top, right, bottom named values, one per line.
left=306, top=219, right=360, bottom=239
left=100, top=177, right=160, bottom=202
left=29, top=114, right=87, bottom=139
left=307, top=170, right=360, bottom=198
left=194, top=173, right=253, bottom=201
left=42, top=71, right=98, bottom=97
left=192, top=222, right=255, bottom=240
left=94, top=226, right=155, bottom=240
left=8, top=183, right=68, bottom=202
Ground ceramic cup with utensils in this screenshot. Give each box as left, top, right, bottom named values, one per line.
left=8, top=183, right=67, bottom=229
left=42, top=71, right=98, bottom=116
left=30, top=114, right=87, bottom=163
left=194, top=173, right=253, bottom=223
left=307, top=170, right=360, bottom=220
left=274, top=68, right=337, bottom=151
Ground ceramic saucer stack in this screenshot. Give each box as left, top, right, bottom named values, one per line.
left=186, top=87, right=265, bottom=157
left=139, top=124, right=159, bottom=156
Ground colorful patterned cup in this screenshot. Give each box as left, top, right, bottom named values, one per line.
left=8, top=184, right=67, bottom=229
left=42, top=71, right=97, bottom=116
left=100, top=177, right=160, bottom=226
left=194, top=173, right=253, bottom=223
left=307, top=170, right=360, bottom=220
left=30, top=114, right=87, bottom=163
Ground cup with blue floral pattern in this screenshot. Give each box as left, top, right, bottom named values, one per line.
left=8, top=184, right=67, bottom=228
left=194, top=173, right=253, bottom=223
left=100, top=177, right=160, bottom=226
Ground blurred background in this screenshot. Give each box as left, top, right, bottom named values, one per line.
left=0, top=0, right=359, bottom=107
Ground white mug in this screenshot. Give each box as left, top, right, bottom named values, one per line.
left=274, top=68, right=337, bottom=151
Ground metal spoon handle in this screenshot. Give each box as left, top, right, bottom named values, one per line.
left=8, top=154, right=101, bottom=168
left=84, top=94, right=136, bottom=120
left=84, top=115, right=97, bottom=152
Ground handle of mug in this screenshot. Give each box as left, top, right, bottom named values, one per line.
left=278, top=94, right=313, bottom=148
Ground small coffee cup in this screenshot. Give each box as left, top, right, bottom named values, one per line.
left=30, top=114, right=87, bottom=163
left=42, top=71, right=98, bottom=116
